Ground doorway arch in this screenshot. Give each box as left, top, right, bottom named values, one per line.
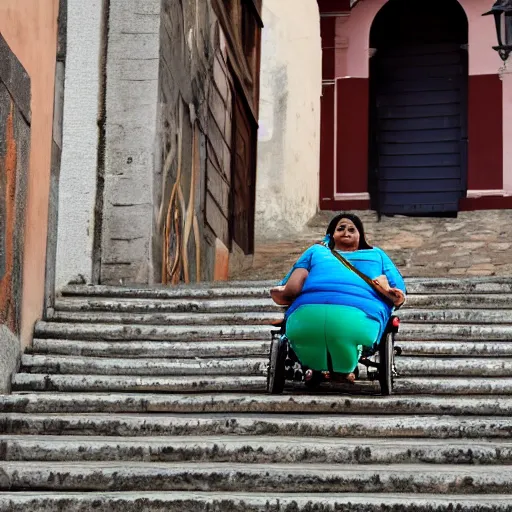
left=369, top=0, right=468, bottom=215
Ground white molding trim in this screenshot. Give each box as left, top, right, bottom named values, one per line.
left=466, top=189, right=512, bottom=198
left=320, top=12, right=350, bottom=18
left=334, top=192, right=370, bottom=201
left=322, top=80, right=335, bottom=86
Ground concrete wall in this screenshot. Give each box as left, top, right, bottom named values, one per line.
left=0, top=0, right=59, bottom=349
left=100, top=0, right=161, bottom=285
left=255, top=0, right=322, bottom=239
left=55, top=0, right=103, bottom=290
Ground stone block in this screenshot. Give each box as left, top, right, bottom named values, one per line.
left=0, top=324, right=20, bottom=393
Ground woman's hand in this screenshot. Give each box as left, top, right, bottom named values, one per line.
left=388, top=287, right=405, bottom=307
left=270, top=285, right=292, bottom=306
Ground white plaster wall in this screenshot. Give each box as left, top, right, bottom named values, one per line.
left=255, top=0, right=322, bottom=240
left=55, top=0, right=103, bottom=290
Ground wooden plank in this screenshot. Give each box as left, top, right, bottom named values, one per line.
left=379, top=104, right=460, bottom=120
left=379, top=141, right=460, bottom=156
left=380, top=128, right=460, bottom=143
left=378, top=166, right=462, bottom=180
left=376, top=52, right=461, bottom=69
left=378, top=78, right=460, bottom=94
left=381, top=116, right=460, bottom=131
left=207, top=159, right=230, bottom=217
left=379, top=64, right=462, bottom=80
left=378, top=90, right=460, bottom=107
left=231, top=92, right=256, bottom=254
left=205, top=192, right=229, bottom=246
left=379, top=178, right=462, bottom=193
left=379, top=153, right=460, bottom=167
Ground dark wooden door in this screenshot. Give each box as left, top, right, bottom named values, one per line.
left=231, top=92, right=256, bottom=254
left=372, top=43, right=467, bottom=214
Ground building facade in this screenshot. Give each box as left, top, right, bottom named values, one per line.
left=0, top=0, right=263, bottom=390
left=0, top=0, right=62, bottom=386
left=56, top=0, right=263, bottom=290
left=318, top=0, right=511, bottom=214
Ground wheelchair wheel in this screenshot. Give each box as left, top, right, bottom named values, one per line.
left=267, top=336, right=287, bottom=394
left=378, top=331, right=394, bottom=396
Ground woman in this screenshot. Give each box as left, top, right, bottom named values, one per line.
left=270, top=213, right=406, bottom=382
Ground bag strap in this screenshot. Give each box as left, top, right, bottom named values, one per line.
left=324, top=245, right=395, bottom=307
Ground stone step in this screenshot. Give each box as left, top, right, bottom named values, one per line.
left=396, top=324, right=512, bottom=341
left=10, top=374, right=267, bottom=393
left=401, top=341, right=512, bottom=357
left=54, top=294, right=512, bottom=313
left=61, top=278, right=512, bottom=298
left=49, top=311, right=284, bottom=326
left=29, top=339, right=271, bottom=358
left=2, top=412, right=512, bottom=438
left=33, top=322, right=512, bottom=341
left=18, top=354, right=512, bottom=378
left=1, top=461, right=511, bottom=493
left=47, top=309, right=512, bottom=325
left=12, top=373, right=512, bottom=394
left=397, top=358, right=512, bottom=377
left=28, top=338, right=512, bottom=359
left=2, top=492, right=512, bottom=512
left=400, top=309, right=512, bottom=324
left=3, top=435, right=512, bottom=465
left=20, top=355, right=268, bottom=376
left=62, top=283, right=275, bottom=299
left=34, top=322, right=272, bottom=341
left=3, top=393, right=512, bottom=415
left=55, top=297, right=282, bottom=313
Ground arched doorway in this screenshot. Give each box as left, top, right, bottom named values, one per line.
left=369, top=0, right=468, bottom=215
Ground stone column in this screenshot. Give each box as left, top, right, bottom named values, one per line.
left=100, top=0, right=161, bottom=284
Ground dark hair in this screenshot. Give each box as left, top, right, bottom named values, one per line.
left=325, top=212, right=372, bottom=250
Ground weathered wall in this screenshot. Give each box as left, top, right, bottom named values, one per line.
left=0, top=0, right=59, bottom=349
left=0, top=34, right=31, bottom=392
left=55, top=0, right=103, bottom=290
left=99, top=0, right=161, bottom=285
left=255, top=0, right=322, bottom=239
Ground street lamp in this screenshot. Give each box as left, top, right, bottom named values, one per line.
left=483, top=0, right=512, bottom=61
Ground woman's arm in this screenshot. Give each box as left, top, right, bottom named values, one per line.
left=379, top=249, right=406, bottom=293
left=270, top=269, right=309, bottom=305
left=377, top=248, right=406, bottom=307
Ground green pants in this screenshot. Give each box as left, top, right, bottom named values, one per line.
left=285, top=304, right=380, bottom=374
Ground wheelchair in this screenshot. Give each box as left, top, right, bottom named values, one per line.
left=267, top=314, right=401, bottom=396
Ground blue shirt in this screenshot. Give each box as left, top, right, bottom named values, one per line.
left=280, top=244, right=406, bottom=336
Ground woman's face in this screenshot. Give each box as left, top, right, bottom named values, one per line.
left=332, top=218, right=360, bottom=251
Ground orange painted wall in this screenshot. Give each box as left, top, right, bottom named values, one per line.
left=0, top=0, right=59, bottom=348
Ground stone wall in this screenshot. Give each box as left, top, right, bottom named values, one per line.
left=0, top=34, right=31, bottom=391
left=100, top=0, right=161, bottom=285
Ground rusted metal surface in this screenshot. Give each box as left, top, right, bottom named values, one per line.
left=0, top=34, right=31, bottom=336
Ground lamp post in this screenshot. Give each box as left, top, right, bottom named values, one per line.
left=483, top=0, right=512, bottom=61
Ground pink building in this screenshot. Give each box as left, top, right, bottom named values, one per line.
left=318, top=0, right=512, bottom=214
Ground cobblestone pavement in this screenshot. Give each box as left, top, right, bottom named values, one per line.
left=231, top=210, right=512, bottom=281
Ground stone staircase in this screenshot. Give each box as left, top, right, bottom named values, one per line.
left=2, top=277, right=512, bottom=510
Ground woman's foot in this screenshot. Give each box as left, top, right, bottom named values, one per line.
left=345, top=372, right=356, bottom=383
left=328, top=371, right=356, bottom=383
